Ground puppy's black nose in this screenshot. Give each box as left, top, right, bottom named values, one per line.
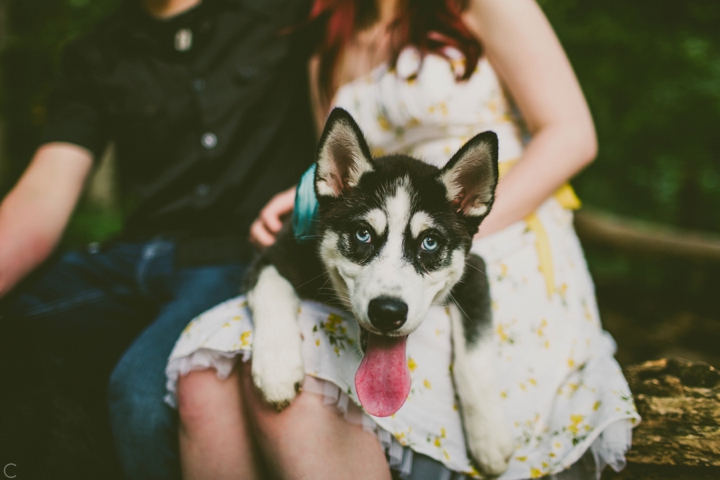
left=368, top=297, right=408, bottom=332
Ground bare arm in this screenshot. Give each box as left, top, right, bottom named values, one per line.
left=464, top=0, right=598, bottom=237
left=0, top=143, right=93, bottom=297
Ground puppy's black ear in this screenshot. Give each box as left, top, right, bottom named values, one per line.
left=439, top=131, right=499, bottom=218
left=315, top=108, right=374, bottom=198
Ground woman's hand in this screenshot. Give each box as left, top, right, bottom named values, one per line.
left=249, top=186, right=297, bottom=249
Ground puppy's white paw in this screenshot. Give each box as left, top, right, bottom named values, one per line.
left=466, top=415, right=514, bottom=477
left=251, top=341, right=305, bottom=410
left=248, top=265, right=304, bottom=410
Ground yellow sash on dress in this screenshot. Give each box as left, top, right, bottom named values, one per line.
left=497, top=160, right=581, bottom=298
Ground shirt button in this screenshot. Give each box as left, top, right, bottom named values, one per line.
left=175, top=28, right=193, bottom=51
left=192, top=78, right=206, bottom=92
left=201, top=132, right=217, bottom=149
left=195, top=184, right=210, bottom=197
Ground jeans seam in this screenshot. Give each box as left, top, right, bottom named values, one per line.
left=136, top=239, right=174, bottom=296
left=136, top=242, right=159, bottom=296
left=23, top=289, right=108, bottom=318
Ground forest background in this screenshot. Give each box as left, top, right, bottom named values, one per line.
left=1, top=0, right=719, bottom=366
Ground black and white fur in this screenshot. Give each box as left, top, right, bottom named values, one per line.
left=246, top=108, right=514, bottom=475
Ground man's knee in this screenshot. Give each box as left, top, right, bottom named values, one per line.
left=108, top=351, right=172, bottom=445
left=107, top=355, right=133, bottom=411
left=108, top=352, right=180, bottom=477
left=108, top=348, right=164, bottom=413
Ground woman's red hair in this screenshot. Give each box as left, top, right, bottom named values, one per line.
left=310, top=0, right=482, bottom=106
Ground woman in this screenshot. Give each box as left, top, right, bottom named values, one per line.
left=166, top=0, right=640, bottom=478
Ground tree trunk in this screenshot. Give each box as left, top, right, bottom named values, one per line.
left=575, top=208, right=720, bottom=262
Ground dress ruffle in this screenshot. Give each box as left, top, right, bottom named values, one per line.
left=166, top=349, right=415, bottom=476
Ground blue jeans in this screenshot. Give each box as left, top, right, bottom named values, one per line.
left=0, top=238, right=248, bottom=479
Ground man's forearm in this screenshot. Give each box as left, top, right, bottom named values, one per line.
left=0, top=201, right=62, bottom=297
left=0, top=143, right=93, bottom=297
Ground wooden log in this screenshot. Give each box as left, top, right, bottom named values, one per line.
left=575, top=208, right=720, bottom=262
left=604, top=358, right=720, bottom=479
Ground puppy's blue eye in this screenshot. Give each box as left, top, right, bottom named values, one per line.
left=421, top=236, right=439, bottom=251
left=355, top=229, right=372, bottom=244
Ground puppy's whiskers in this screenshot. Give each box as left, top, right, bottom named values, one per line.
left=463, top=261, right=490, bottom=279
left=296, top=270, right=330, bottom=290
left=447, top=292, right=472, bottom=322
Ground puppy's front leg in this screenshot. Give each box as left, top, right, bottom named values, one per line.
left=247, top=265, right=305, bottom=409
left=449, top=255, right=514, bottom=476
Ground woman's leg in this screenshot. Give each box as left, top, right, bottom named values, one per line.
left=241, top=362, right=393, bottom=480
left=177, top=367, right=263, bottom=480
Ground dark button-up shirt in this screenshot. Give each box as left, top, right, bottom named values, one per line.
left=41, top=0, right=316, bottom=243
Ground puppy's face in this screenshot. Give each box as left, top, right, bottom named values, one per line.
left=314, top=109, right=498, bottom=340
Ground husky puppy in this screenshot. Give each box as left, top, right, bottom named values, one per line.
left=246, top=108, right=514, bottom=475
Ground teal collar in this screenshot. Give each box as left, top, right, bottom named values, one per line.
left=292, top=164, right=320, bottom=244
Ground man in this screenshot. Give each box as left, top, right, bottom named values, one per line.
left=0, top=0, right=315, bottom=477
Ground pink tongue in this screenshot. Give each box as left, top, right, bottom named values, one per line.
left=355, top=333, right=411, bottom=417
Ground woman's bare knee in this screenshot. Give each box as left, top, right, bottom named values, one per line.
left=241, top=363, right=391, bottom=480
left=177, top=369, right=238, bottom=433
left=177, top=367, right=264, bottom=480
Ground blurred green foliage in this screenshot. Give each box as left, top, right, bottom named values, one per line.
left=0, top=0, right=120, bottom=184
left=0, top=0, right=122, bottom=242
left=538, top=0, right=720, bottom=313
left=540, top=0, right=720, bottom=233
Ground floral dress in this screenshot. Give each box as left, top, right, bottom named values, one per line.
left=165, top=49, right=640, bottom=479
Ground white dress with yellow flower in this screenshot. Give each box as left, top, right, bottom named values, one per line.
left=165, top=49, right=640, bottom=479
